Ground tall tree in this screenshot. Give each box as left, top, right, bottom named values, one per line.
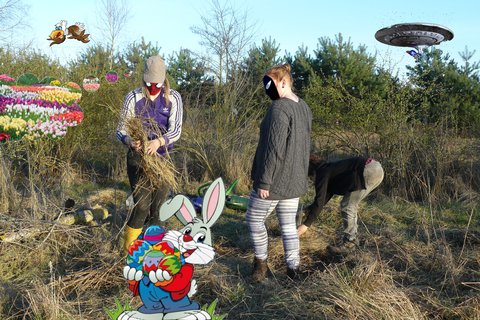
left=406, top=47, right=480, bottom=133
left=243, top=37, right=281, bottom=82
left=190, top=0, right=256, bottom=84
left=167, top=48, right=214, bottom=107
left=167, top=48, right=212, bottom=91
left=285, top=45, right=315, bottom=96
left=313, top=33, right=381, bottom=98
left=458, top=46, right=479, bottom=80
left=96, top=0, right=130, bottom=70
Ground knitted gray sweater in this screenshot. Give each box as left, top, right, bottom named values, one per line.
left=251, top=97, right=312, bottom=199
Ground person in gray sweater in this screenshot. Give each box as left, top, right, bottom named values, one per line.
left=246, top=63, right=312, bottom=281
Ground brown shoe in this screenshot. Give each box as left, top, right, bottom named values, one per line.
left=327, top=239, right=358, bottom=256
left=251, top=258, right=269, bottom=283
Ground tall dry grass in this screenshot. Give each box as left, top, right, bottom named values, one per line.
left=179, top=108, right=258, bottom=193
left=125, top=117, right=179, bottom=192
left=176, top=81, right=263, bottom=194
left=0, top=148, right=17, bottom=214
left=0, top=138, right=80, bottom=219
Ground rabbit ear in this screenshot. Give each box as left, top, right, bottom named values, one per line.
left=159, top=195, right=196, bottom=225
left=176, top=198, right=197, bottom=225
left=202, top=177, right=225, bottom=227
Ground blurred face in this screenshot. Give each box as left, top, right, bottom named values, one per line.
left=263, top=75, right=279, bottom=100
left=144, top=82, right=162, bottom=95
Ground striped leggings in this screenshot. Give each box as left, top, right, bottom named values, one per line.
left=246, top=190, right=300, bottom=269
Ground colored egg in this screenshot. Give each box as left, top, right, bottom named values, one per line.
left=82, top=76, right=100, bottom=92
left=126, top=256, right=142, bottom=269
left=142, top=250, right=166, bottom=275
left=105, top=71, right=118, bottom=84
left=127, top=239, right=152, bottom=265
left=159, top=254, right=181, bottom=275
left=143, top=225, right=166, bottom=245
left=153, top=241, right=180, bottom=260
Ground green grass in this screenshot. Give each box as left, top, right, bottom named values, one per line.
left=104, top=298, right=132, bottom=320
left=202, top=298, right=228, bottom=320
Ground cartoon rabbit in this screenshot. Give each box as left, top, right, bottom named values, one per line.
left=118, top=177, right=225, bottom=320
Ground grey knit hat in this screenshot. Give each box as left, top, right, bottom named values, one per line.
left=143, top=55, right=166, bottom=84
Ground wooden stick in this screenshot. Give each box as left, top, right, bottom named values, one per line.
left=0, top=206, right=111, bottom=243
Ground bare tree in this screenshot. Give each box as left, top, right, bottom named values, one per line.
left=0, top=0, right=28, bottom=45
left=191, top=0, right=256, bottom=84
left=96, top=0, right=130, bottom=70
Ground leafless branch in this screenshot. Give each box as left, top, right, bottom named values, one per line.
left=191, top=0, right=257, bottom=83
left=95, top=0, right=130, bottom=69
left=0, top=0, right=28, bottom=44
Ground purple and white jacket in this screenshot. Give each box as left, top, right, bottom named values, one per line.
left=116, top=87, right=183, bottom=155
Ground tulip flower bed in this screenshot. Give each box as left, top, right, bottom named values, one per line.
left=0, top=75, right=83, bottom=141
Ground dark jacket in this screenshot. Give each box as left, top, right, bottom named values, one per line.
left=251, top=98, right=312, bottom=199
left=303, top=157, right=367, bottom=227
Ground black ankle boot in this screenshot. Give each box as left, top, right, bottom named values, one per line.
left=287, top=267, right=302, bottom=280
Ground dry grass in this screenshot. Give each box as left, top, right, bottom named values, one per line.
left=0, top=147, right=20, bottom=214
left=1, top=188, right=479, bottom=319
left=22, top=275, right=73, bottom=320
left=0, top=157, right=16, bottom=214
left=1, top=127, right=479, bottom=319
left=321, top=259, right=424, bottom=320
left=125, top=117, right=179, bottom=192
left=177, top=107, right=259, bottom=194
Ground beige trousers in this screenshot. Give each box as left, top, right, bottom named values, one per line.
left=340, top=160, right=384, bottom=241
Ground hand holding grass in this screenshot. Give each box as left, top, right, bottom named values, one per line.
left=146, top=138, right=165, bottom=155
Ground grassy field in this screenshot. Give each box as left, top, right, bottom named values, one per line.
left=0, top=178, right=478, bottom=320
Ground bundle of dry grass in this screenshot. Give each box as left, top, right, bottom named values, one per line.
left=125, top=117, right=179, bottom=192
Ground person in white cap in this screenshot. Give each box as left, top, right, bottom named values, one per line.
left=116, top=55, right=183, bottom=253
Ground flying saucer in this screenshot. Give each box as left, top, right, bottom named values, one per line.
left=375, top=23, right=453, bottom=48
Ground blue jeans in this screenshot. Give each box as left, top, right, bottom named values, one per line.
left=137, top=279, right=199, bottom=314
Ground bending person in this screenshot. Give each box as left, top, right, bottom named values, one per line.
left=297, top=155, right=384, bottom=255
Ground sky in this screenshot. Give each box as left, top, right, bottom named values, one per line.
left=8, top=0, right=480, bottom=78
